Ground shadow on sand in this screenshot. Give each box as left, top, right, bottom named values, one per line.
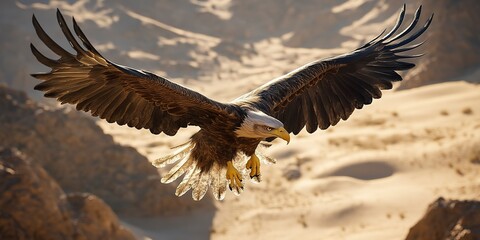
left=122, top=207, right=215, bottom=240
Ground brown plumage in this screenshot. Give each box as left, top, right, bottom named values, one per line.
left=31, top=5, right=432, bottom=200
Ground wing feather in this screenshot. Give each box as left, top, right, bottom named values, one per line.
left=301, top=94, right=317, bottom=133
left=235, top=5, right=432, bottom=134
left=290, top=96, right=305, bottom=134
left=31, top=9, right=238, bottom=135
left=329, top=77, right=354, bottom=120
left=385, top=5, right=422, bottom=44
left=379, top=4, right=406, bottom=41
left=334, top=75, right=364, bottom=109
left=308, top=88, right=329, bottom=130
left=32, top=14, right=73, bottom=57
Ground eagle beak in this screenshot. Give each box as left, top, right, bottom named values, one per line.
left=271, top=127, right=290, bottom=144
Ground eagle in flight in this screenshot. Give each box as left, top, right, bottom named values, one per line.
left=31, top=5, right=432, bottom=200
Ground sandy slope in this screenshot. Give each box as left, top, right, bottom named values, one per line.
left=101, top=81, right=480, bottom=240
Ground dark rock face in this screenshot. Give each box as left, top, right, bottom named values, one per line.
left=406, top=197, right=480, bottom=240
left=401, top=0, right=480, bottom=89
left=66, top=193, right=136, bottom=240
left=0, top=85, right=209, bottom=216
left=0, top=148, right=136, bottom=240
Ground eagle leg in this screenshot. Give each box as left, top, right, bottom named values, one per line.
left=246, top=154, right=261, bottom=180
left=226, top=161, right=243, bottom=191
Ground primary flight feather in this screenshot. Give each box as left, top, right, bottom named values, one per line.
left=31, top=5, right=432, bottom=200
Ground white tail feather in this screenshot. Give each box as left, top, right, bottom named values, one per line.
left=192, top=171, right=211, bottom=201
left=210, top=162, right=227, bottom=200
left=151, top=141, right=275, bottom=200
left=150, top=142, right=194, bottom=168
left=176, top=165, right=201, bottom=197
left=161, top=155, right=194, bottom=184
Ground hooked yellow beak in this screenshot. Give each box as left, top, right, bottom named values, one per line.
left=270, top=127, right=290, bottom=144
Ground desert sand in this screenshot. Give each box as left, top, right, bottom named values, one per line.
left=1, top=0, right=479, bottom=239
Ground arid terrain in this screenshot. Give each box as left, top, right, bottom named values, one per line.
left=1, top=0, right=479, bottom=239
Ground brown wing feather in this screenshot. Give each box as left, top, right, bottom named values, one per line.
left=235, top=5, right=433, bottom=134
left=31, top=9, right=239, bottom=135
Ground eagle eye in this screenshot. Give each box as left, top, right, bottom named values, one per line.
left=264, top=126, right=273, bottom=131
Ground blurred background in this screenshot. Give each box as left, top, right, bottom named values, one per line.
left=1, top=0, right=479, bottom=239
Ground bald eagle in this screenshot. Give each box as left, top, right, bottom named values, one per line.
left=31, top=5, right=432, bottom=200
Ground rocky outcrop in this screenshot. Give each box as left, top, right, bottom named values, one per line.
left=66, top=193, right=136, bottom=240
left=406, top=197, right=480, bottom=240
left=0, top=85, right=211, bottom=216
left=0, top=148, right=135, bottom=240
left=401, top=0, right=480, bottom=89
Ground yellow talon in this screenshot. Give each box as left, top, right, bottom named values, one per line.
left=226, top=161, right=243, bottom=191
left=246, top=154, right=261, bottom=178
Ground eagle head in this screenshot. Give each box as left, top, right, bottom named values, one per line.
left=235, top=110, right=290, bottom=143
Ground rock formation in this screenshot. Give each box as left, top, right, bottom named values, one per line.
left=406, top=197, right=480, bottom=240
left=401, top=0, right=480, bottom=89
left=0, top=148, right=136, bottom=240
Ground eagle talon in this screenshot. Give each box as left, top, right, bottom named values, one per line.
left=246, top=154, right=261, bottom=178
left=226, top=161, right=243, bottom=191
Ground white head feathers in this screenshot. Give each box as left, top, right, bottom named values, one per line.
left=235, top=110, right=283, bottom=138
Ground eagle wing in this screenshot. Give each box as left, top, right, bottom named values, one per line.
left=235, top=5, right=433, bottom=134
left=31, top=10, right=238, bottom=136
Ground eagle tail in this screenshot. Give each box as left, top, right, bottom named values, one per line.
left=150, top=141, right=229, bottom=201
left=150, top=141, right=277, bottom=200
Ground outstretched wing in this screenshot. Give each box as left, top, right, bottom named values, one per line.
left=235, top=5, right=433, bottom=135
left=31, top=9, right=238, bottom=136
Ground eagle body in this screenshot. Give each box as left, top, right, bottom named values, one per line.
left=30, top=5, right=433, bottom=200
left=189, top=128, right=262, bottom=172
left=189, top=127, right=260, bottom=171
left=190, top=129, right=242, bottom=172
